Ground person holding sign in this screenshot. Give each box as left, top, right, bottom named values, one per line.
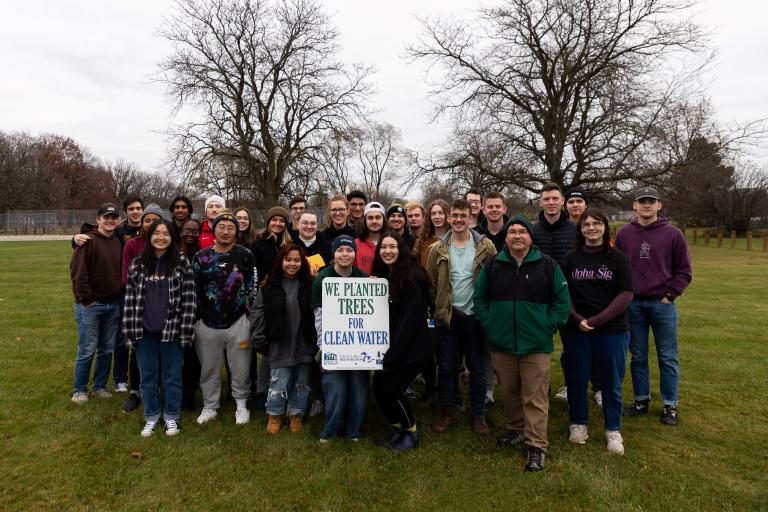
left=291, top=211, right=331, bottom=276
left=312, top=235, right=370, bottom=442
left=249, top=244, right=317, bottom=434
left=371, top=234, right=435, bottom=451
left=354, top=202, right=388, bottom=274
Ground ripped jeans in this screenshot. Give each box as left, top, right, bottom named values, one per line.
left=265, top=364, right=312, bottom=417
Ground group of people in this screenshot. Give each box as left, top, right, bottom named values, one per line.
left=69, top=184, right=692, bottom=472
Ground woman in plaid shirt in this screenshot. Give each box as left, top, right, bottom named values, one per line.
left=123, top=218, right=196, bottom=437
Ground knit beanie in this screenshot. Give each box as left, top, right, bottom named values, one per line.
left=564, top=187, right=589, bottom=205
left=386, top=204, right=405, bottom=218
left=141, top=203, right=164, bottom=222
left=502, top=214, right=535, bottom=237
left=211, top=210, right=237, bottom=231
left=331, top=235, right=357, bottom=254
left=265, top=206, right=290, bottom=224
left=205, top=195, right=226, bottom=210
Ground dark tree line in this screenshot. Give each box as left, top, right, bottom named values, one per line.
left=0, top=131, right=186, bottom=212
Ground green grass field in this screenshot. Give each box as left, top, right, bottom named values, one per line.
left=0, top=241, right=766, bottom=511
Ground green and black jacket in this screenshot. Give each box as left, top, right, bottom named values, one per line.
left=474, top=246, right=570, bottom=355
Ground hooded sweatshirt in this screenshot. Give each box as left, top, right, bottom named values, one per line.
left=615, top=217, right=692, bottom=300
left=70, top=229, right=122, bottom=304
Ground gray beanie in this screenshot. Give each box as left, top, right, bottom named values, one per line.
left=141, top=203, right=164, bottom=222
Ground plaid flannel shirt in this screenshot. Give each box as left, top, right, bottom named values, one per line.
left=122, top=254, right=196, bottom=345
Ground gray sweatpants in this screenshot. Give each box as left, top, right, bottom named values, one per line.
left=195, top=315, right=252, bottom=410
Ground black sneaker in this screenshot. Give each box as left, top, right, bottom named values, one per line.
left=496, top=431, right=525, bottom=448
left=123, top=392, right=141, bottom=413
left=622, top=400, right=649, bottom=417
left=524, top=447, right=546, bottom=472
left=661, top=405, right=679, bottom=425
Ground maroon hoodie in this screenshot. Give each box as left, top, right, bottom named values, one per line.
left=615, top=217, right=692, bottom=300
left=70, top=229, right=123, bottom=305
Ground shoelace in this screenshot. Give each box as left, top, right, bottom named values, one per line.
left=528, top=450, right=544, bottom=465
left=607, top=431, right=623, bottom=442
left=143, top=421, right=157, bottom=432
left=166, top=420, right=178, bottom=430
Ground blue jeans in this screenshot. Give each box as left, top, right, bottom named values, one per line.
left=266, top=364, right=311, bottom=416
left=320, top=370, right=369, bottom=439
left=627, top=299, right=680, bottom=406
left=562, top=328, right=629, bottom=431
left=436, top=314, right=487, bottom=418
left=73, top=301, right=120, bottom=393
left=136, top=332, right=183, bottom=422
left=112, top=296, right=128, bottom=385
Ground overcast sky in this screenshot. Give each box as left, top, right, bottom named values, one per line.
left=1, top=0, right=766, bottom=175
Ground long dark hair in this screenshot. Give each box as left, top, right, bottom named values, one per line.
left=372, top=232, right=427, bottom=300
left=359, top=210, right=388, bottom=242
left=139, top=219, right=182, bottom=277
left=234, top=207, right=258, bottom=246
left=576, top=208, right=613, bottom=250
left=262, top=243, right=312, bottom=288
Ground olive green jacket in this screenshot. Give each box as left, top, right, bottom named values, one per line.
left=425, top=229, right=497, bottom=327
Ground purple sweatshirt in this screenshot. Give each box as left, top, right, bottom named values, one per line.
left=615, top=217, right=692, bottom=299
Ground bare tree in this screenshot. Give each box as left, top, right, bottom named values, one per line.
left=408, top=0, right=709, bottom=193
left=352, top=121, right=402, bottom=200
left=157, top=0, right=372, bottom=207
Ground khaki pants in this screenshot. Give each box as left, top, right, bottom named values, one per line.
left=491, top=351, right=550, bottom=451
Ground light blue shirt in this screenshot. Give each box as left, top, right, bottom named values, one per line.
left=449, top=241, right=476, bottom=315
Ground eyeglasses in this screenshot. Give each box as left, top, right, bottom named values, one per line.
left=507, top=229, right=529, bottom=236
left=181, top=228, right=200, bottom=235
left=450, top=213, right=469, bottom=220
left=235, top=216, right=249, bottom=221
left=582, top=221, right=604, bottom=228
left=468, top=200, right=481, bottom=205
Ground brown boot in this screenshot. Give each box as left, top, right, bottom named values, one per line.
left=432, top=405, right=455, bottom=433
left=289, top=415, right=304, bottom=433
left=472, top=417, right=490, bottom=435
left=266, top=415, right=282, bottom=434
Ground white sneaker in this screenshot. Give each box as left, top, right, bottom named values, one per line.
left=115, top=382, right=129, bottom=393
left=196, top=408, right=218, bottom=424
left=165, top=419, right=180, bottom=436
left=91, top=388, right=113, bottom=399
left=235, top=408, right=251, bottom=425
left=569, top=424, right=589, bottom=444
left=141, top=420, right=157, bottom=437
left=555, top=386, right=568, bottom=401
left=309, top=400, right=324, bottom=418
left=606, top=430, right=624, bottom=454
left=71, top=392, right=88, bottom=405
left=594, top=391, right=603, bottom=407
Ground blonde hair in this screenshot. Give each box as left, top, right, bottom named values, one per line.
left=325, top=195, right=349, bottom=227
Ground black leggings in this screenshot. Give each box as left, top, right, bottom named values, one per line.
left=373, top=364, right=421, bottom=429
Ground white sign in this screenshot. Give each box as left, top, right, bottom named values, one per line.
left=321, top=277, right=390, bottom=370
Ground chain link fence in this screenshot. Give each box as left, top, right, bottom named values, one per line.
left=1, top=208, right=328, bottom=235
